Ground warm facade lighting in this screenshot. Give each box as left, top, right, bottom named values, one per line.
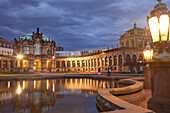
left=46, top=79, right=49, bottom=89
left=17, top=84, right=22, bottom=95
left=23, top=81, right=25, bottom=89
left=17, top=55, right=23, bottom=59
left=53, top=83, right=55, bottom=92
left=149, top=17, right=159, bottom=42
left=160, top=14, right=169, bottom=41
left=52, top=56, right=55, bottom=59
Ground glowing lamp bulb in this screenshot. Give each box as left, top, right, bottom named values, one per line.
left=17, top=55, right=23, bottom=59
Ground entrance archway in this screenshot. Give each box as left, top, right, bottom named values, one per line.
left=47, top=60, right=52, bottom=72
left=23, top=60, right=28, bottom=72
left=34, top=60, right=41, bottom=72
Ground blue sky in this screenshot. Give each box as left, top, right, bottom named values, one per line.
left=0, top=0, right=170, bottom=50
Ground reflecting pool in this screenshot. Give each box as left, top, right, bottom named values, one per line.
left=0, top=78, right=116, bottom=113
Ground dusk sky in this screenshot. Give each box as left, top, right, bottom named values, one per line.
left=0, top=0, right=170, bottom=51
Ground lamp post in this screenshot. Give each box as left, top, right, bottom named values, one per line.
left=17, top=54, right=23, bottom=72
left=145, top=0, right=170, bottom=112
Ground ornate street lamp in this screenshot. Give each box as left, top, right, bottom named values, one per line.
left=146, top=0, right=170, bottom=112
left=147, top=0, right=170, bottom=59
left=143, top=42, right=153, bottom=60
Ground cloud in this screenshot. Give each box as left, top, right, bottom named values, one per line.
left=0, top=0, right=170, bottom=50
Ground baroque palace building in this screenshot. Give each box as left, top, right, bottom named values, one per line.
left=0, top=23, right=151, bottom=73
left=55, top=23, right=152, bottom=73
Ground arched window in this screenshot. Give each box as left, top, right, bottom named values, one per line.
left=94, top=59, right=96, bottom=67
left=139, top=55, right=143, bottom=63
left=72, top=61, right=75, bottom=67
left=10, top=60, right=13, bottom=68
left=77, top=60, right=80, bottom=67
left=101, top=58, right=104, bottom=66
left=62, top=61, right=65, bottom=68
left=86, top=60, right=87, bottom=67
left=132, top=40, right=134, bottom=47
left=114, top=56, right=117, bottom=66
left=34, top=44, right=41, bottom=55
left=138, top=39, right=143, bottom=48
left=3, top=60, right=7, bottom=68
left=109, top=56, right=112, bottom=66
left=91, top=59, right=93, bottom=67
left=119, top=55, right=122, bottom=65
left=67, top=61, right=70, bottom=67
left=56, top=61, right=60, bottom=68
left=88, top=60, right=90, bottom=67
left=105, top=57, right=108, bottom=66
left=126, top=41, right=129, bottom=47
left=24, top=45, right=29, bottom=54
left=47, top=46, right=51, bottom=55
left=126, top=54, right=131, bottom=64
left=82, top=60, right=85, bottom=67
left=98, top=58, right=100, bottom=66
left=132, top=55, right=137, bottom=63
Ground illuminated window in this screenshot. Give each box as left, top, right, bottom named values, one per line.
left=34, top=44, right=41, bottom=55
left=24, top=45, right=29, bottom=54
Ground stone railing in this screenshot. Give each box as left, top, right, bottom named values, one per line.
left=96, top=79, right=154, bottom=113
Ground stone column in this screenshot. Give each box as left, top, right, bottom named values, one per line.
left=65, top=61, right=67, bottom=72
left=13, top=60, right=17, bottom=72
left=144, top=66, right=151, bottom=89
left=7, top=60, right=10, bottom=73
left=51, top=60, right=55, bottom=72
left=147, top=59, right=170, bottom=112
left=20, top=60, right=23, bottom=72
left=1, top=60, right=3, bottom=73
left=28, top=59, right=34, bottom=73
left=42, top=59, right=47, bottom=72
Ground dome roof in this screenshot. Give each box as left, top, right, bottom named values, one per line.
left=20, top=33, right=52, bottom=41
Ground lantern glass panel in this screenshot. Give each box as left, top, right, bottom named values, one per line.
left=144, top=50, right=153, bottom=60
left=160, top=14, right=169, bottom=41
left=149, top=17, right=159, bottom=42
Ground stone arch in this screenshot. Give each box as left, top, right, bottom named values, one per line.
left=82, top=60, right=85, bottom=67
left=126, top=54, right=131, bottom=64
left=114, top=55, right=117, bottom=66
left=101, top=58, right=104, bottom=66
left=132, top=54, right=137, bottom=63
left=91, top=59, right=94, bottom=67
left=105, top=57, right=108, bottom=66
left=62, top=61, right=65, bottom=68
left=109, top=56, right=112, bottom=66
left=56, top=61, right=60, bottom=68
left=126, top=41, right=129, bottom=47
left=139, top=55, right=143, bottom=63
left=132, top=40, right=135, bottom=47
left=97, top=58, right=100, bottom=67
left=77, top=60, right=80, bottom=67
left=67, top=61, right=71, bottom=68
left=72, top=61, right=75, bottom=67
left=118, top=54, right=123, bottom=65
left=94, top=59, right=96, bottom=67
left=88, top=60, right=90, bottom=67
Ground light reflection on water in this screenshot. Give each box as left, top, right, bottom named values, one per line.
left=0, top=78, right=116, bottom=113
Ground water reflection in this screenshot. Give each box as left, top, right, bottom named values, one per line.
left=0, top=78, right=115, bottom=113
